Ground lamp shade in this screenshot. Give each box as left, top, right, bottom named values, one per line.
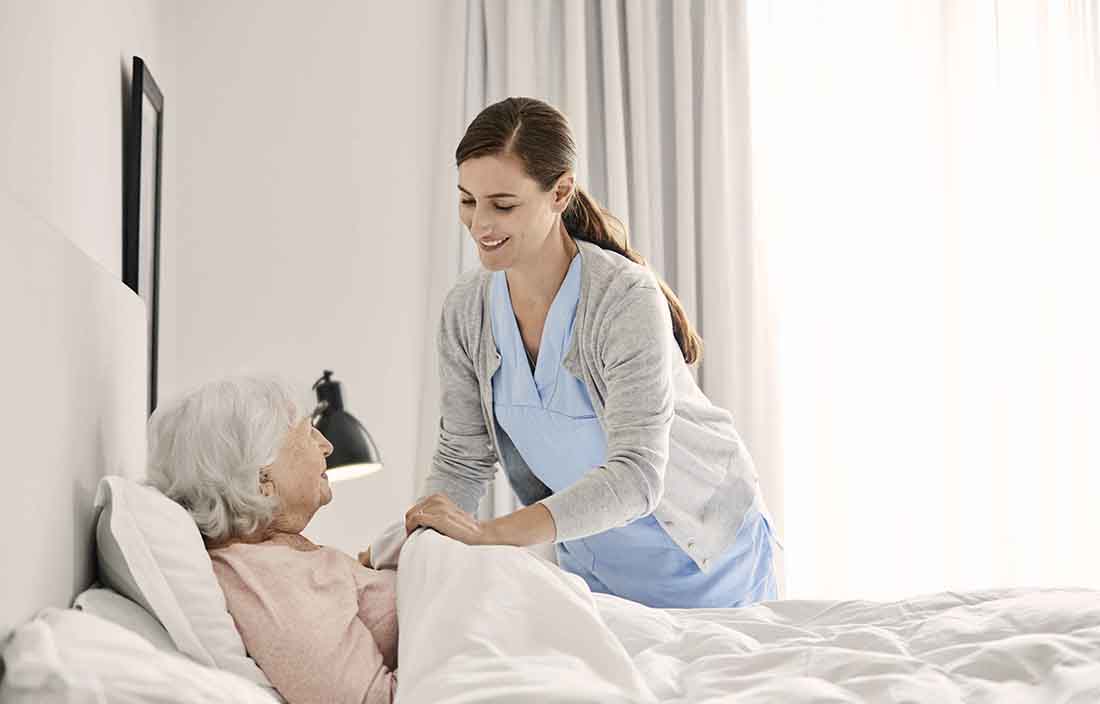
left=311, top=370, right=383, bottom=483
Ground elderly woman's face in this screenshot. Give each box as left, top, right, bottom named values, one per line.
left=260, top=417, right=335, bottom=532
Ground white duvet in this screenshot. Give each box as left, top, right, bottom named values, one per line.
left=395, top=530, right=1100, bottom=703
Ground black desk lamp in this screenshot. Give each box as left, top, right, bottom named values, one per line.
left=310, top=370, right=383, bottom=482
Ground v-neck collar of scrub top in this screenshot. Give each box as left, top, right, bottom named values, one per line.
left=491, top=251, right=582, bottom=408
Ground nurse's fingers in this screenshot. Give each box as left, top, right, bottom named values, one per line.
left=404, top=499, right=426, bottom=529
left=404, top=494, right=452, bottom=535
left=406, top=508, right=433, bottom=536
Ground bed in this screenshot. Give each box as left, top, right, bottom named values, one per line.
left=4, top=198, right=1100, bottom=703
left=7, top=507, right=1100, bottom=703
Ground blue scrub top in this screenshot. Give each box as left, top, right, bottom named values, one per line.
left=490, top=253, right=776, bottom=609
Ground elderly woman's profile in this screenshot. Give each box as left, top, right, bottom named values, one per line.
left=147, top=375, right=398, bottom=704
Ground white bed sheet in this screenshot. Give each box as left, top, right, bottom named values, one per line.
left=595, top=587, right=1100, bottom=702
left=395, top=529, right=1100, bottom=703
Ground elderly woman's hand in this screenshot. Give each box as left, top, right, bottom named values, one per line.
left=405, top=493, right=493, bottom=546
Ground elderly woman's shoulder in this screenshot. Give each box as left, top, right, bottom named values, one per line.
left=208, top=539, right=355, bottom=589
left=208, top=536, right=316, bottom=565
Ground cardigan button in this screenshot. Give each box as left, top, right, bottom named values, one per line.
left=687, top=541, right=696, bottom=551
left=702, top=558, right=710, bottom=567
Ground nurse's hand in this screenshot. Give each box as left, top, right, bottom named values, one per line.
left=405, top=493, right=492, bottom=546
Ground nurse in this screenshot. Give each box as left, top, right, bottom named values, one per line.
left=378, top=96, right=780, bottom=609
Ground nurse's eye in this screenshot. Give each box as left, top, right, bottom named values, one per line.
left=460, top=200, right=515, bottom=212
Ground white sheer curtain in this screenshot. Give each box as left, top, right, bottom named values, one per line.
left=413, top=0, right=786, bottom=584
left=748, top=0, right=1100, bottom=600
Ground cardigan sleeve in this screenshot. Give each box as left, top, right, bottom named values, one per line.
left=420, top=286, right=499, bottom=515
left=537, top=282, right=675, bottom=543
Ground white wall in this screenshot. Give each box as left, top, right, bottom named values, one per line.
left=168, top=1, right=452, bottom=554
left=0, top=0, right=174, bottom=281
left=0, top=0, right=180, bottom=397
left=0, top=194, right=147, bottom=643
left=0, top=0, right=173, bottom=636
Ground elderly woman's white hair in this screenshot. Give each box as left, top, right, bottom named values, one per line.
left=147, top=374, right=307, bottom=544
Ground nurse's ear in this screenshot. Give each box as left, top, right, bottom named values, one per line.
left=551, top=171, right=575, bottom=214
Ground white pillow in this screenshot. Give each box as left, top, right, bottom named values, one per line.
left=0, top=607, right=279, bottom=704
left=72, top=586, right=176, bottom=653
left=93, top=476, right=281, bottom=700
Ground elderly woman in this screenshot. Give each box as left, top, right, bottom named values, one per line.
left=147, top=375, right=398, bottom=704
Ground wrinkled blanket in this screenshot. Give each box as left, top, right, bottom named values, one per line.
left=395, top=530, right=1100, bottom=703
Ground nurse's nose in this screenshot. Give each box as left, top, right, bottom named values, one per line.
left=471, top=207, right=497, bottom=237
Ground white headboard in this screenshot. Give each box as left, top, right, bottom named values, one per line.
left=0, top=192, right=146, bottom=644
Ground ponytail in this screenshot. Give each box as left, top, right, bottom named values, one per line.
left=564, top=187, right=703, bottom=366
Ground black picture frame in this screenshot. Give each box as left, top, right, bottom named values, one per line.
left=123, top=56, right=164, bottom=416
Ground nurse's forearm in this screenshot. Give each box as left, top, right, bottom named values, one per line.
left=483, top=502, right=557, bottom=547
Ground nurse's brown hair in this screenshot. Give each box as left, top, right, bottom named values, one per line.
left=455, top=96, right=703, bottom=366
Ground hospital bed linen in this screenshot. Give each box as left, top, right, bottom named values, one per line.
left=594, top=586, right=1100, bottom=702
left=395, top=528, right=1100, bottom=703
left=394, top=528, right=656, bottom=703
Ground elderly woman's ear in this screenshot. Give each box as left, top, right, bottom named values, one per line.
left=259, top=469, right=274, bottom=497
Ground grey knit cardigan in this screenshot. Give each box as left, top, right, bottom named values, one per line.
left=419, top=237, right=779, bottom=574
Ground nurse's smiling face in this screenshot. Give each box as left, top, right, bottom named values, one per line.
left=458, top=152, right=573, bottom=272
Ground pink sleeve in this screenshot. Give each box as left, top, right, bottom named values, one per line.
left=211, top=553, right=397, bottom=704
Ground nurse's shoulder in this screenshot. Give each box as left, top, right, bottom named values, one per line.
left=441, top=266, right=490, bottom=313
left=574, top=238, right=661, bottom=313
left=437, top=266, right=493, bottom=352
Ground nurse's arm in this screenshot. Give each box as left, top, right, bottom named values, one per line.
left=481, top=501, right=557, bottom=547
left=422, top=288, right=499, bottom=514
left=535, top=282, right=675, bottom=542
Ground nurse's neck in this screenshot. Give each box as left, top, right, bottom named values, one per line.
left=506, top=220, right=578, bottom=311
